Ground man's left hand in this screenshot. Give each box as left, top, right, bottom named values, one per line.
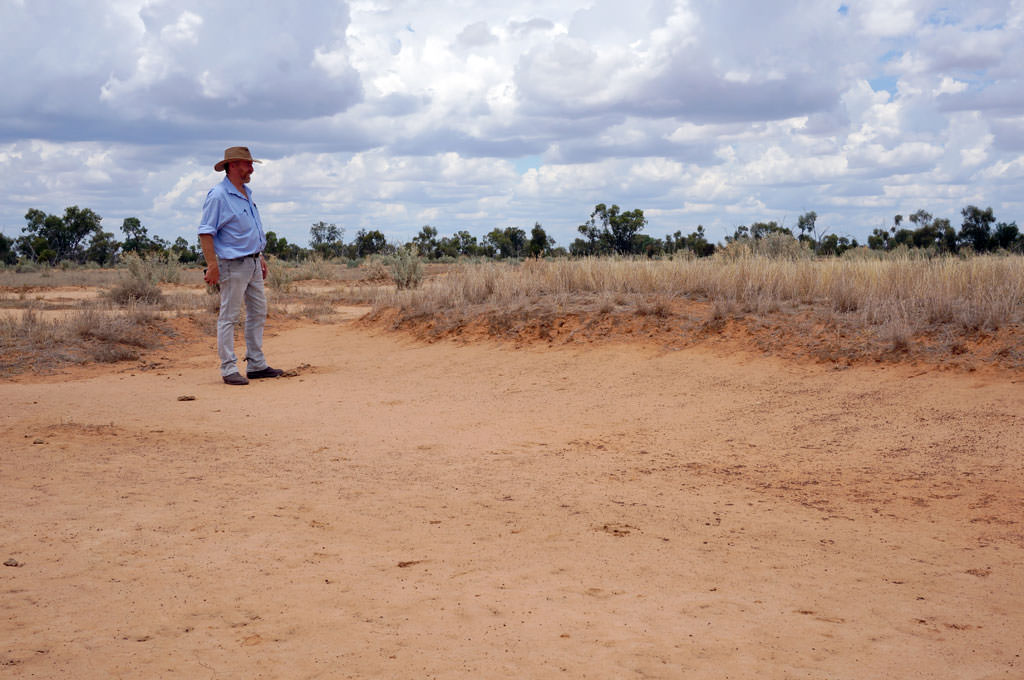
left=260, top=256, right=268, bottom=280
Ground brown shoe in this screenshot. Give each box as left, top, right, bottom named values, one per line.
left=223, top=372, right=249, bottom=385
left=247, top=366, right=284, bottom=379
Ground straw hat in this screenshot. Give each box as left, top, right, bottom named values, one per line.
left=214, top=146, right=262, bottom=172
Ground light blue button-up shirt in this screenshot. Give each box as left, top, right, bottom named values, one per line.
left=198, top=176, right=267, bottom=259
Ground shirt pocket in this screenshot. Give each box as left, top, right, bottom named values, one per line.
left=223, top=201, right=253, bottom=237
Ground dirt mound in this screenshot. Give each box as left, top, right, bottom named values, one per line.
left=363, top=299, right=1024, bottom=373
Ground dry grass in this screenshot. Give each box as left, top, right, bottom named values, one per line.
left=368, top=255, right=1024, bottom=367
left=372, top=255, right=1023, bottom=324
left=3, top=254, right=1023, bottom=373
left=0, top=257, right=401, bottom=374
left=0, top=304, right=167, bottom=373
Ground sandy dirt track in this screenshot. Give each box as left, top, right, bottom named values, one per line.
left=2, top=316, right=1023, bottom=679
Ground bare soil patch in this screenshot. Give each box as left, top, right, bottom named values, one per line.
left=2, top=303, right=1022, bottom=678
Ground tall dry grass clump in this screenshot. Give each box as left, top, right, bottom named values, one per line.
left=106, top=252, right=173, bottom=305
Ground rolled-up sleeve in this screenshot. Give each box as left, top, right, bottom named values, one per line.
left=198, top=188, right=222, bottom=236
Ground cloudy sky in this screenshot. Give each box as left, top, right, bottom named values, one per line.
left=1, top=0, right=1022, bottom=249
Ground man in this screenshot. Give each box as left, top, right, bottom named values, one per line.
left=199, top=146, right=284, bottom=385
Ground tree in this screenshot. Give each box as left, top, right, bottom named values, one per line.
left=62, top=206, right=105, bottom=262
left=577, top=203, right=647, bottom=255
left=436, top=235, right=460, bottom=258
left=751, top=220, right=793, bottom=240
left=22, top=206, right=102, bottom=263
left=265, top=231, right=303, bottom=260
left=309, top=221, right=345, bottom=258
left=796, top=211, right=822, bottom=251
left=171, top=236, right=201, bottom=264
left=727, top=221, right=791, bottom=244
left=0, top=232, right=16, bottom=265
left=85, top=230, right=120, bottom=266
left=526, top=222, right=552, bottom=257
left=958, top=205, right=995, bottom=252
left=891, top=227, right=915, bottom=249
left=934, top=218, right=958, bottom=253
left=353, top=229, right=388, bottom=257
left=867, top=227, right=891, bottom=250
left=901, top=210, right=957, bottom=253
left=667, top=226, right=715, bottom=257
left=434, top=231, right=481, bottom=258
left=725, top=225, right=750, bottom=243
left=993, top=221, right=1022, bottom=252
left=818, top=234, right=858, bottom=256
left=483, top=227, right=527, bottom=258
left=120, top=217, right=166, bottom=255
left=906, top=209, right=936, bottom=249
left=908, top=209, right=931, bottom=227
left=412, top=225, right=439, bottom=259
left=452, top=230, right=480, bottom=256
left=15, top=233, right=51, bottom=263
left=634, top=234, right=663, bottom=257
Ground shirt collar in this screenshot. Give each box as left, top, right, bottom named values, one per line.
left=222, top=175, right=251, bottom=200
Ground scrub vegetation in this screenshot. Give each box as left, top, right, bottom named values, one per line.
left=2, top=249, right=1023, bottom=374
left=2, top=201, right=1023, bottom=374
left=368, top=252, right=1024, bottom=368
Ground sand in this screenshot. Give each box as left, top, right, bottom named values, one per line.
left=2, top=315, right=1022, bottom=678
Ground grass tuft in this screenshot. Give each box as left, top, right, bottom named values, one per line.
left=0, top=305, right=165, bottom=373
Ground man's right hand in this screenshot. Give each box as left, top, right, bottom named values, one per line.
left=204, top=263, right=220, bottom=285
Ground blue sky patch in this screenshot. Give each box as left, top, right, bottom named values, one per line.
left=514, top=155, right=544, bottom=174
left=869, top=75, right=899, bottom=96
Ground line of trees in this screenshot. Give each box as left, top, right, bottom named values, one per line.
left=720, top=206, right=1023, bottom=257
left=2, top=203, right=1021, bottom=268
left=866, top=206, right=1023, bottom=254
left=566, top=203, right=1020, bottom=258
left=0, top=207, right=201, bottom=266
left=281, top=221, right=558, bottom=260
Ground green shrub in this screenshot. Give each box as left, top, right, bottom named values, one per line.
left=389, top=247, right=424, bottom=289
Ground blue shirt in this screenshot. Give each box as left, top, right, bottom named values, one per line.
left=198, top=176, right=266, bottom=259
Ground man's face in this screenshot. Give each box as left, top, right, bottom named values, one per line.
left=229, top=160, right=254, bottom=184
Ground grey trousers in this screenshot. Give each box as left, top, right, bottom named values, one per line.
left=216, top=255, right=267, bottom=376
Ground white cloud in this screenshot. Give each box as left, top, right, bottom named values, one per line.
left=934, top=77, right=968, bottom=96
left=847, top=141, right=944, bottom=171
left=857, top=0, right=918, bottom=37
left=160, top=10, right=201, bottom=43
left=0, top=0, right=1021, bottom=248
left=97, top=3, right=362, bottom=119
left=980, top=155, right=1024, bottom=181
left=456, top=21, right=498, bottom=48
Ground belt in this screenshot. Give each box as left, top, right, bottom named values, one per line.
left=224, top=252, right=261, bottom=261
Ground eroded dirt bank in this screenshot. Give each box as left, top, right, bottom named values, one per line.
left=2, top=320, right=1022, bottom=679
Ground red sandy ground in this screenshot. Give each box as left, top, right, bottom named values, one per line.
left=2, top=311, right=1022, bottom=679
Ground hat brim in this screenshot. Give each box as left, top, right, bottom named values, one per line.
left=215, top=158, right=263, bottom=172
